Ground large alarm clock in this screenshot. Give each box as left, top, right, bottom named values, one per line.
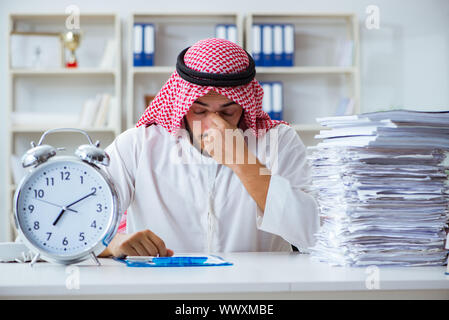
left=13, top=128, right=121, bottom=265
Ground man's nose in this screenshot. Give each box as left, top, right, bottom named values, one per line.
left=202, top=111, right=219, bottom=130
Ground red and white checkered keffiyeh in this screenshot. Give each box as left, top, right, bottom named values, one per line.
left=136, top=37, right=287, bottom=134
left=117, top=38, right=288, bottom=233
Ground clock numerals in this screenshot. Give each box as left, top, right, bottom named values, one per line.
left=60, top=171, right=71, bottom=181
left=34, top=189, right=44, bottom=198
left=46, top=232, right=52, bottom=241
left=28, top=205, right=35, bottom=213
left=96, top=203, right=102, bottom=213
left=79, top=232, right=85, bottom=241
left=90, top=220, right=97, bottom=228
left=45, top=177, right=55, bottom=186
left=62, top=237, right=69, bottom=246
left=33, top=221, right=40, bottom=230
left=80, top=176, right=84, bottom=184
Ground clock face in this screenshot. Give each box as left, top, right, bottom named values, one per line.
left=15, top=158, right=115, bottom=259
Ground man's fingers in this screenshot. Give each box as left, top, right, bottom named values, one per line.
left=147, top=231, right=169, bottom=257
left=141, top=237, right=158, bottom=256
left=131, top=242, right=149, bottom=256
left=120, top=243, right=139, bottom=257
left=208, top=112, right=228, bottom=128
left=117, top=230, right=173, bottom=257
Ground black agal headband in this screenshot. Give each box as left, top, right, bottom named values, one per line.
left=176, top=47, right=256, bottom=87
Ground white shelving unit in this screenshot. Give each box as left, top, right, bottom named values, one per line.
left=4, top=13, right=121, bottom=241
left=246, top=12, right=360, bottom=145
left=127, top=12, right=244, bottom=129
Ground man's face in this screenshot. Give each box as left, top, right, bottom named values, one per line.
left=185, top=90, right=243, bottom=149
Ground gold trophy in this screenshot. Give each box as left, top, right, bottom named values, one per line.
left=62, top=31, right=81, bottom=68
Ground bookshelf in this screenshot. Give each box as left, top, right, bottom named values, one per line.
left=4, top=13, right=122, bottom=242
left=246, top=12, right=360, bottom=145
left=127, top=12, right=244, bottom=129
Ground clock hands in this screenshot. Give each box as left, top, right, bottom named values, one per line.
left=35, top=198, right=78, bottom=213
left=52, top=189, right=96, bottom=226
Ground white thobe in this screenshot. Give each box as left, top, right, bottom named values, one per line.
left=103, top=123, right=319, bottom=253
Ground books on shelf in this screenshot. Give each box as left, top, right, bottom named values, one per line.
left=261, top=81, right=283, bottom=121
left=252, top=24, right=294, bottom=67
left=307, top=110, right=449, bottom=267
left=335, top=97, right=355, bottom=116
left=215, top=24, right=237, bottom=43
left=133, top=23, right=155, bottom=67
left=335, top=39, right=354, bottom=67
left=99, top=39, right=117, bottom=69
left=79, top=93, right=117, bottom=128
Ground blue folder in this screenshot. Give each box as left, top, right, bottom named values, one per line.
left=114, top=255, right=233, bottom=268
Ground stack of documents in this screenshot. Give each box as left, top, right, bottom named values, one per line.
left=308, top=110, right=449, bottom=267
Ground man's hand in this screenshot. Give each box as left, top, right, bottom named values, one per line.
left=100, top=230, right=174, bottom=257
left=202, top=112, right=256, bottom=167
left=201, top=113, right=271, bottom=213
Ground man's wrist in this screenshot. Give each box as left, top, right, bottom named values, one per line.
left=230, top=159, right=269, bottom=177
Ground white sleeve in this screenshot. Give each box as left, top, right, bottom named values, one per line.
left=102, top=128, right=141, bottom=217
left=256, top=125, right=320, bottom=252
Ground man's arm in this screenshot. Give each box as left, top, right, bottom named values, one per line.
left=202, top=113, right=271, bottom=212
left=228, top=151, right=271, bottom=213
left=203, top=113, right=319, bottom=250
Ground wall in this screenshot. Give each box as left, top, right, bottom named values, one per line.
left=1, top=0, right=448, bottom=241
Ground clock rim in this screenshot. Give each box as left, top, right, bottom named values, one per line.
left=13, top=155, right=121, bottom=265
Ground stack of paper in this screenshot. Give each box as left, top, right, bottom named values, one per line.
left=308, top=110, right=449, bottom=267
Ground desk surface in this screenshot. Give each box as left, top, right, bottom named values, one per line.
left=1, top=252, right=448, bottom=299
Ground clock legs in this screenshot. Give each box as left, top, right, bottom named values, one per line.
left=30, top=252, right=41, bottom=267
left=90, top=252, right=101, bottom=266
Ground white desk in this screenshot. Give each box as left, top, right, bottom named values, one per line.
left=0, top=252, right=448, bottom=299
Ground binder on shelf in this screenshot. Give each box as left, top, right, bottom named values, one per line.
left=252, top=24, right=262, bottom=66
left=262, top=24, right=273, bottom=67
left=227, top=24, right=237, bottom=44
left=271, top=82, right=283, bottom=120
left=283, top=24, right=295, bottom=67
left=261, top=82, right=272, bottom=117
left=143, top=24, right=155, bottom=66
left=133, top=23, right=143, bottom=67
left=215, top=24, right=227, bottom=40
left=273, top=24, right=283, bottom=67
left=215, top=24, right=237, bottom=43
